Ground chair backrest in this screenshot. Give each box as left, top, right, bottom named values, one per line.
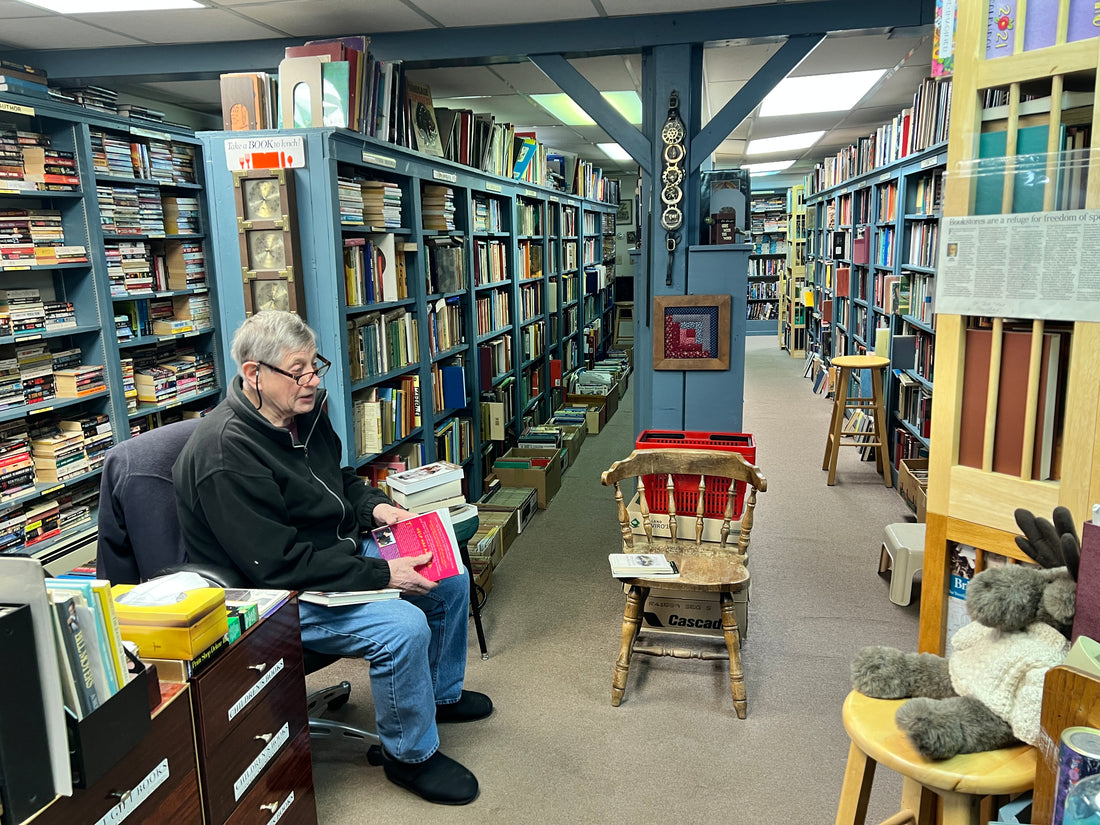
left=601, top=448, right=767, bottom=557
left=96, top=418, right=201, bottom=584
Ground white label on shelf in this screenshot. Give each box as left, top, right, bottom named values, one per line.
left=228, top=657, right=284, bottom=722
left=937, top=209, right=1100, bottom=321
left=878, top=173, right=890, bottom=183
left=266, top=791, right=295, bottom=825
left=549, top=195, right=559, bottom=203
left=433, top=170, right=458, bottom=183
left=224, top=136, right=305, bottom=171
left=130, top=126, right=172, bottom=142
left=362, top=151, right=396, bottom=168
left=524, top=189, right=537, bottom=198
left=234, top=723, right=289, bottom=801
left=485, top=182, right=502, bottom=193
left=0, top=101, right=33, bottom=116
left=94, top=758, right=169, bottom=825
left=921, top=155, right=939, bottom=169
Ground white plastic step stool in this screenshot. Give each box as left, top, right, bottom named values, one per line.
left=878, top=522, right=926, bottom=606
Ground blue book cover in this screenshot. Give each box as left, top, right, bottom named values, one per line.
left=441, top=365, right=467, bottom=410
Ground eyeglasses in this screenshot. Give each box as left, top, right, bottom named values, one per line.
left=258, top=354, right=331, bottom=386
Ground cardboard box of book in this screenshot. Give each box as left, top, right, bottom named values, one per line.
left=471, top=563, right=492, bottom=604
left=492, top=447, right=562, bottom=509
left=468, top=523, right=503, bottom=570
left=564, top=391, right=618, bottom=434
left=639, top=586, right=749, bottom=640
left=561, top=422, right=587, bottom=467
left=897, top=458, right=928, bottom=522
left=478, top=485, right=538, bottom=534
left=111, top=586, right=228, bottom=660
left=625, top=493, right=742, bottom=546
left=475, top=508, right=518, bottom=556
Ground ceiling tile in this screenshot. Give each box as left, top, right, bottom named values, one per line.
left=406, top=0, right=599, bottom=27
left=0, top=0, right=51, bottom=16
left=703, top=42, right=784, bottom=83
left=489, top=62, right=565, bottom=96
left=76, top=8, right=286, bottom=43
left=230, top=0, right=435, bottom=35
left=602, top=0, right=761, bottom=15
left=569, top=55, right=640, bottom=92
left=791, top=31, right=931, bottom=76
left=406, top=66, right=514, bottom=98
left=869, top=65, right=936, bottom=108
left=0, top=16, right=143, bottom=49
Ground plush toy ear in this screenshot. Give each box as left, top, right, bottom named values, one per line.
left=1014, top=506, right=1080, bottom=580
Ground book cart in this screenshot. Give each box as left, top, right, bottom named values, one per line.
left=0, top=91, right=223, bottom=577
left=919, top=5, right=1100, bottom=821
left=198, top=128, right=616, bottom=499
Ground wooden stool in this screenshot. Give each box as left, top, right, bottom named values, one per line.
left=836, top=691, right=1035, bottom=825
left=613, top=302, right=634, bottom=345
left=822, top=354, right=891, bottom=486
left=879, top=523, right=926, bottom=606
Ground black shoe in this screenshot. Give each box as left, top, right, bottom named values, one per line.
left=436, top=690, right=494, bottom=723
left=381, top=749, right=479, bottom=805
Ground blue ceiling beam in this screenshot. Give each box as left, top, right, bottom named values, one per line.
left=0, top=0, right=931, bottom=82
left=689, top=33, right=824, bottom=173
left=528, top=54, right=652, bottom=175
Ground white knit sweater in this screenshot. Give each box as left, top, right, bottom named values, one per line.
left=948, top=621, right=1071, bottom=746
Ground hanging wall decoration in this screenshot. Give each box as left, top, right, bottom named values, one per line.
left=653, top=294, right=731, bottom=371
left=232, top=168, right=306, bottom=318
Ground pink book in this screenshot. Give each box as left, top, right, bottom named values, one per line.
left=373, top=508, right=462, bottom=582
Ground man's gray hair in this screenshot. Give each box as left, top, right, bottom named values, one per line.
left=230, top=310, right=317, bottom=379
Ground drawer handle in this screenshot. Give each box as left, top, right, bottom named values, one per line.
left=109, top=790, right=132, bottom=804
left=254, top=732, right=274, bottom=744
left=248, top=663, right=268, bottom=673
left=259, top=802, right=279, bottom=813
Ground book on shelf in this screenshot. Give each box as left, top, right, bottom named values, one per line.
left=389, top=476, right=464, bottom=509
left=299, top=588, right=401, bottom=606
left=385, top=460, right=463, bottom=495
left=49, top=593, right=100, bottom=718
left=608, top=553, right=679, bottom=578
left=372, top=508, right=462, bottom=582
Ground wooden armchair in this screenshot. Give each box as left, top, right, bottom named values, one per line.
left=600, top=448, right=767, bottom=719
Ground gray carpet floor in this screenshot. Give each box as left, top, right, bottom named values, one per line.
left=308, top=336, right=919, bottom=823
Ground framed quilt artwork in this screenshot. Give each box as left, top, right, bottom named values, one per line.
left=653, top=294, right=731, bottom=370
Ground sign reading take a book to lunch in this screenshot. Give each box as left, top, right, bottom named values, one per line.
left=224, top=136, right=306, bottom=170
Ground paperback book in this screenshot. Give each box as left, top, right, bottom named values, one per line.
left=372, top=508, right=462, bottom=581
left=608, top=553, right=680, bottom=578
left=385, top=460, right=463, bottom=495
left=300, top=589, right=401, bottom=606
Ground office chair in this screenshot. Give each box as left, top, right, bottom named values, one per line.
left=96, top=418, right=380, bottom=752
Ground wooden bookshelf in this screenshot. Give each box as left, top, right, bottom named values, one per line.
left=919, top=2, right=1100, bottom=668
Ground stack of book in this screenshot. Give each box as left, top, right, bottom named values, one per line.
left=30, top=422, right=89, bottom=483
left=15, top=342, right=54, bottom=404
left=55, top=364, right=106, bottom=399
left=145, top=138, right=175, bottom=182
left=44, top=300, right=76, bottom=332
left=69, top=414, right=113, bottom=470
left=0, top=349, right=23, bottom=410
left=0, top=288, right=44, bottom=336
left=550, top=406, right=588, bottom=427
left=53, top=477, right=98, bottom=533
left=386, top=460, right=466, bottom=514
left=361, top=179, right=403, bottom=228
left=0, top=503, right=27, bottom=551
left=90, top=130, right=134, bottom=176
left=0, top=420, right=34, bottom=502
left=422, top=185, right=456, bottom=231
left=170, top=144, right=197, bottom=184
left=167, top=241, right=206, bottom=289
left=22, top=144, right=79, bottom=192
left=338, top=176, right=364, bottom=225
left=120, top=357, right=137, bottom=412
left=519, top=424, right=563, bottom=449
left=63, top=85, right=119, bottom=115
left=162, top=195, right=201, bottom=234
left=134, top=365, right=176, bottom=406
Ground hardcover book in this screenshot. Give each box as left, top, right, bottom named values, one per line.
left=385, top=460, right=464, bottom=494
left=299, top=588, right=401, bottom=606
left=608, top=553, right=680, bottom=578
left=372, top=508, right=462, bottom=582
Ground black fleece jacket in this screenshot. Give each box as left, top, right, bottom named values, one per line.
left=173, top=377, right=393, bottom=591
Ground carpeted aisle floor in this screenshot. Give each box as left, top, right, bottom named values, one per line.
left=309, top=336, right=919, bottom=823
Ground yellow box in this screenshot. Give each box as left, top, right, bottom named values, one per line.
left=112, top=586, right=228, bottom=661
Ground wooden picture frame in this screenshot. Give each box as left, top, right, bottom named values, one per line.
left=653, top=294, right=731, bottom=370
left=232, top=168, right=307, bottom=318
left=616, top=198, right=633, bottom=225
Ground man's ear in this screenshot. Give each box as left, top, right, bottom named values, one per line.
left=244, top=361, right=261, bottom=391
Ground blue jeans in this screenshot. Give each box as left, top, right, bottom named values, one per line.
left=298, top=538, right=470, bottom=762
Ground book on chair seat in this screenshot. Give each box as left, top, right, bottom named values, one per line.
left=609, top=553, right=679, bottom=578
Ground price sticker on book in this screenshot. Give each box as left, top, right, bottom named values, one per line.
left=224, top=136, right=305, bottom=171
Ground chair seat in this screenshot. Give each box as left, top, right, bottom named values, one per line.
left=618, top=543, right=749, bottom=593
left=842, top=691, right=1036, bottom=797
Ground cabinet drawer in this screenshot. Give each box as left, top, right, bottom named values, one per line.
left=33, top=688, right=201, bottom=825
left=224, top=726, right=316, bottom=825
left=200, top=663, right=309, bottom=825
left=192, top=601, right=305, bottom=749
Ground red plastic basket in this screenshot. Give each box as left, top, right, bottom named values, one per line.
left=634, top=430, right=756, bottom=520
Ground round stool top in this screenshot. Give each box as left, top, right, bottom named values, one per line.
left=831, top=355, right=889, bottom=370
left=842, top=691, right=1035, bottom=796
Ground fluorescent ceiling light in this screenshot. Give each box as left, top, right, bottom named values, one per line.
left=598, top=143, right=632, bottom=162
left=532, top=92, right=643, bottom=126
left=18, top=0, right=201, bottom=10
left=741, top=160, right=796, bottom=173
left=746, top=131, right=824, bottom=155
left=759, top=69, right=887, bottom=117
